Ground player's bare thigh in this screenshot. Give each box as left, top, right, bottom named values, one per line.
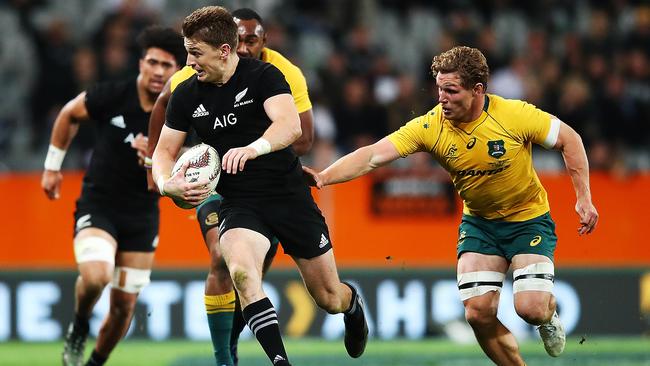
left=115, top=250, right=155, bottom=269
left=75, top=227, right=117, bottom=283
left=510, top=253, right=555, bottom=319
left=219, top=227, right=270, bottom=305
left=458, top=252, right=509, bottom=311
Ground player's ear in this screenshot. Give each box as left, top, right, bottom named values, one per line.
left=473, top=83, right=484, bottom=95
left=220, top=44, right=231, bottom=59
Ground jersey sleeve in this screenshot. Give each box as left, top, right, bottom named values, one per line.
left=387, top=113, right=437, bottom=157
left=282, top=64, right=312, bottom=113
left=258, top=64, right=292, bottom=103
left=512, top=101, right=555, bottom=148
left=165, top=87, right=190, bottom=132
left=85, top=81, right=125, bottom=121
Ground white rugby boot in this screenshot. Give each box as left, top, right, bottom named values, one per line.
left=537, top=311, right=566, bottom=357
left=62, top=322, right=87, bottom=366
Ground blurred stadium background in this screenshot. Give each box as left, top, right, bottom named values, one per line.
left=0, top=0, right=649, bottom=365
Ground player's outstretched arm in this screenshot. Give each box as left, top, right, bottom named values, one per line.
left=304, top=137, right=401, bottom=189
left=222, top=93, right=301, bottom=174
left=41, top=92, right=90, bottom=200
left=553, top=120, right=599, bottom=235
left=145, top=78, right=172, bottom=191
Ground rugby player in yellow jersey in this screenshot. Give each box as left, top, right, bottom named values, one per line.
left=304, top=46, right=599, bottom=365
left=145, top=8, right=314, bottom=366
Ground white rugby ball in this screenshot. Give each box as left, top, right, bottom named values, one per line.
left=171, top=143, right=220, bottom=209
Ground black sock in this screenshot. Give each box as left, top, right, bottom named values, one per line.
left=343, top=282, right=359, bottom=316
left=74, top=313, right=89, bottom=334
left=85, top=350, right=107, bottom=366
left=230, top=293, right=247, bottom=350
left=242, top=298, right=288, bottom=365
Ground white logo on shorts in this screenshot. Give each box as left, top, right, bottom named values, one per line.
left=76, top=214, right=92, bottom=231
left=110, top=115, right=126, bottom=128
left=319, top=233, right=329, bottom=248
left=151, top=235, right=159, bottom=248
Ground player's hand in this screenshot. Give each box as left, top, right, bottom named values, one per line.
left=42, top=170, right=63, bottom=200
left=131, top=133, right=149, bottom=166
left=222, top=146, right=258, bottom=175
left=575, top=198, right=598, bottom=235
left=302, top=166, right=324, bottom=189
left=163, top=161, right=212, bottom=205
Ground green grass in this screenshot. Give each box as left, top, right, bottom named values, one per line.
left=1, top=337, right=649, bottom=365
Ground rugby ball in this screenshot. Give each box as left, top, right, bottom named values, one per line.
left=171, top=143, right=220, bottom=209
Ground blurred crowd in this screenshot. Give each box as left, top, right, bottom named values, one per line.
left=1, top=0, right=649, bottom=174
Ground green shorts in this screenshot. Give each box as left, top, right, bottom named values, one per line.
left=456, top=212, right=557, bottom=261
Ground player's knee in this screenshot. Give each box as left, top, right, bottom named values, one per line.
left=111, top=267, right=151, bottom=294
left=514, top=293, right=555, bottom=325
left=209, top=253, right=228, bottom=274
left=82, top=272, right=112, bottom=294
left=464, top=300, right=499, bottom=327
left=206, top=265, right=232, bottom=288
left=229, top=265, right=258, bottom=299
left=515, top=298, right=551, bottom=325
left=512, top=262, right=555, bottom=325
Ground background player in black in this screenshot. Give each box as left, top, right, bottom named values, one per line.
left=152, top=7, right=368, bottom=366
left=145, top=8, right=315, bottom=365
left=41, top=26, right=185, bottom=366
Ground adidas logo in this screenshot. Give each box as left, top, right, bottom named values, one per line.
left=273, top=355, right=286, bottom=364
left=192, top=104, right=209, bottom=118
left=319, top=233, right=329, bottom=248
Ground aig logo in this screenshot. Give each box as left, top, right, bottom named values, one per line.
left=213, top=113, right=237, bottom=129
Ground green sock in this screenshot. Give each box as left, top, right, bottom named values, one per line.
left=205, top=292, right=236, bottom=365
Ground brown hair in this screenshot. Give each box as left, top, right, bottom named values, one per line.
left=431, top=46, right=489, bottom=90
left=182, top=6, right=237, bottom=49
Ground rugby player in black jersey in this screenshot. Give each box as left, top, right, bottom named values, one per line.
left=145, top=8, right=315, bottom=365
left=152, top=7, right=368, bottom=366
left=41, top=26, right=185, bottom=366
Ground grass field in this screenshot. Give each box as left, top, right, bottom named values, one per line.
left=1, top=337, right=649, bottom=366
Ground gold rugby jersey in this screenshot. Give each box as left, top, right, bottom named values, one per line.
left=388, top=94, right=559, bottom=221
left=170, top=47, right=311, bottom=113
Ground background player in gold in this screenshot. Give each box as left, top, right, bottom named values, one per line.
left=145, top=8, right=315, bottom=365
left=303, top=46, right=599, bottom=366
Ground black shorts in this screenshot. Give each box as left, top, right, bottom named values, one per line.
left=196, top=194, right=279, bottom=260
left=219, top=191, right=332, bottom=259
left=74, top=195, right=159, bottom=253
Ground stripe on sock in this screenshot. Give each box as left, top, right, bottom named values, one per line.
left=205, top=291, right=236, bottom=314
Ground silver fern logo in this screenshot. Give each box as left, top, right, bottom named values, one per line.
left=235, top=88, right=248, bottom=102
left=234, top=88, right=253, bottom=108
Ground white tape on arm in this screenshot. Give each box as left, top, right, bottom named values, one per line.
left=542, top=118, right=561, bottom=149
left=247, top=137, right=271, bottom=156
left=156, top=176, right=166, bottom=196
left=44, top=144, right=67, bottom=171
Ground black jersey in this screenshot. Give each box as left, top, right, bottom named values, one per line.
left=166, top=58, right=304, bottom=198
left=82, top=78, right=158, bottom=210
